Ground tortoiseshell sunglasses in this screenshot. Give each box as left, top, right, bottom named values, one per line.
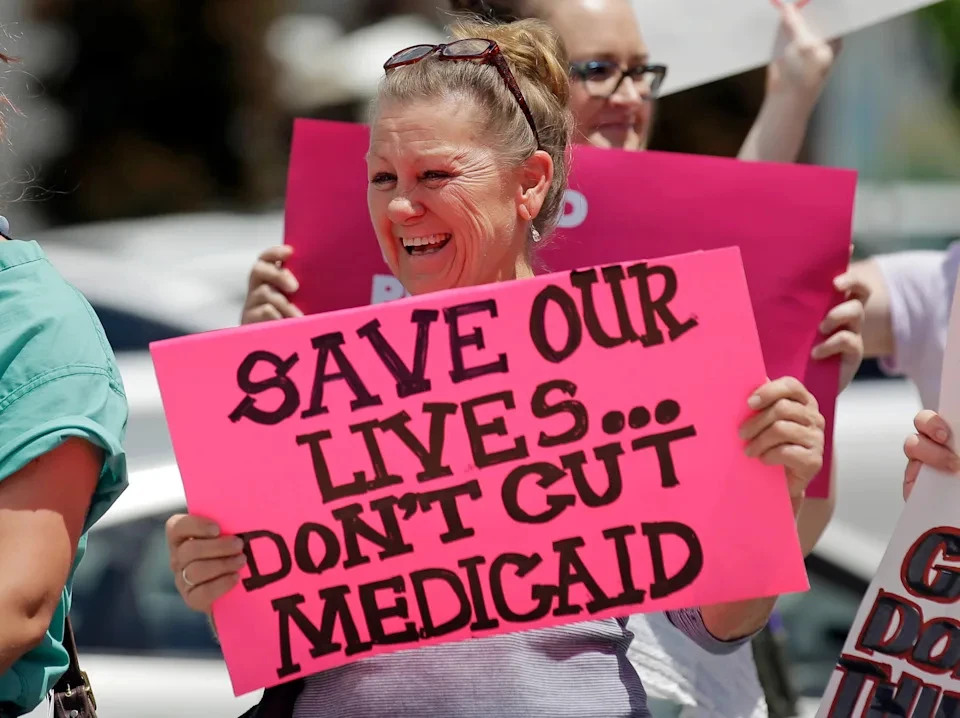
left=384, top=38, right=542, bottom=149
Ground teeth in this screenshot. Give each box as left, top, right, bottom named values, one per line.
left=401, top=233, right=450, bottom=248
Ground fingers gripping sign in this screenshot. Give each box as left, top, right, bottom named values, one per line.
left=242, top=245, right=305, bottom=325
left=740, top=376, right=825, bottom=502
left=812, top=264, right=870, bottom=392
left=167, top=513, right=247, bottom=614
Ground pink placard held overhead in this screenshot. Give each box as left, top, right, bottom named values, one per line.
left=283, top=119, right=857, bottom=497
left=151, top=247, right=809, bottom=697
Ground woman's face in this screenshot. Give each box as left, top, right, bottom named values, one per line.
left=546, top=0, right=654, bottom=152
left=367, top=97, right=546, bottom=296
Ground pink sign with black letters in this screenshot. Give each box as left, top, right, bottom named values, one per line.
left=151, top=247, right=809, bottom=696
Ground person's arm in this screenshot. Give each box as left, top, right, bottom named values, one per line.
left=671, top=377, right=822, bottom=645
left=846, top=259, right=894, bottom=360
left=795, top=461, right=836, bottom=557
left=700, top=469, right=836, bottom=638
left=0, top=438, right=102, bottom=673
left=843, top=247, right=954, bottom=370
left=666, top=605, right=760, bottom=655
left=693, top=493, right=805, bottom=641
left=737, top=90, right=820, bottom=164
left=737, top=5, right=837, bottom=164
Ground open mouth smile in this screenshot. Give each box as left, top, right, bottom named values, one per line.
left=401, top=233, right=452, bottom=256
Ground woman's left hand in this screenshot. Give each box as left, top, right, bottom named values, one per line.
left=812, top=266, right=870, bottom=392
left=767, top=4, right=840, bottom=100
left=739, top=376, right=826, bottom=502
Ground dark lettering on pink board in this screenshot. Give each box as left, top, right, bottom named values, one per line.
left=221, top=257, right=724, bottom=685
left=254, top=520, right=704, bottom=680
left=356, top=310, right=438, bottom=399
left=229, top=351, right=301, bottom=425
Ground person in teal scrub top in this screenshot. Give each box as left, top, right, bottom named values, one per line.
left=0, top=50, right=129, bottom=717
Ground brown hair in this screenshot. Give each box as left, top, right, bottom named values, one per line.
left=376, top=17, right=573, bottom=240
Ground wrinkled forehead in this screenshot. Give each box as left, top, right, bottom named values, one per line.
left=546, top=0, right=647, bottom=61
left=367, top=97, right=489, bottom=163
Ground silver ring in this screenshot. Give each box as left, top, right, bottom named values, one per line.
left=181, top=566, right=196, bottom=588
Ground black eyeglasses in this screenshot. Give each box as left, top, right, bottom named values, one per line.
left=384, top=38, right=542, bottom=149
left=569, top=60, right=667, bottom=100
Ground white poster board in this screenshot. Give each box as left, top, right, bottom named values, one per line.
left=815, top=272, right=960, bottom=717
left=634, top=0, right=945, bottom=96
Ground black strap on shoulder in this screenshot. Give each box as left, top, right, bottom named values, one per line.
left=52, top=616, right=86, bottom=695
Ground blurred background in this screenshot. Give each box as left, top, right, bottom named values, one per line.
left=1, top=1, right=959, bottom=716
left=3, top=0, right=960, bottom=242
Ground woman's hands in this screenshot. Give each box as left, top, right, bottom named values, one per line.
left=903, top=410, right=960, bottom=500
left=167, top=514, right=246, bottom=614
left=739, top=376, right=825, bottom=504
left=241, top=245, right=303, bottom=325
left=813, top=264, right=871, bottom=392
left=767, top=4, right=839, bottom=100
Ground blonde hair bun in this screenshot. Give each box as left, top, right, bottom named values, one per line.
left=450, top=18, right=569, bottom=108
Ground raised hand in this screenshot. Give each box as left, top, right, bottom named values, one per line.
left=767, top=4, right=840, bottom=100
left=739, top=376, right=825, bottom=503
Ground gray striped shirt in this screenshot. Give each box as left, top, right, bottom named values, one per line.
left=293, top=609, right=749, bottom=717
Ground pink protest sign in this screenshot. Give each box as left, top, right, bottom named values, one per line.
left=284, top=119, right=856, bottom=497
left=151, top=247, right=809, bottom=696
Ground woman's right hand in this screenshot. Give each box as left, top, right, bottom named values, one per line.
left=241, top=245, right=304, bottom=325
left=167, top=513, right=246, bottom=614
left=767, top=4, right=839, bottom=100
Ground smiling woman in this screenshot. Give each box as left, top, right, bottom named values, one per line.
left=168, top=13, right=831, bottom=718
left=366, top=23, right=570, bottom=296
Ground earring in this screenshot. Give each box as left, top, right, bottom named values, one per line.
left=531, top=226, right=542, bottom=243
left=0, top=215, right=9, bottom=238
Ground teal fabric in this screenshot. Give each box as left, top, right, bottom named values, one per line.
left=0, top=240, right=128, bottom=715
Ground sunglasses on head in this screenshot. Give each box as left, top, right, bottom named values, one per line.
left=384, top=38, right=542, bottom=149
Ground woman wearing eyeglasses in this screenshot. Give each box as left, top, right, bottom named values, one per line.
left=167, top=16, right=829, bottom=718
left=437, top=3, right=849, bottom=718
left=449, top=0, right=838, bottom=160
